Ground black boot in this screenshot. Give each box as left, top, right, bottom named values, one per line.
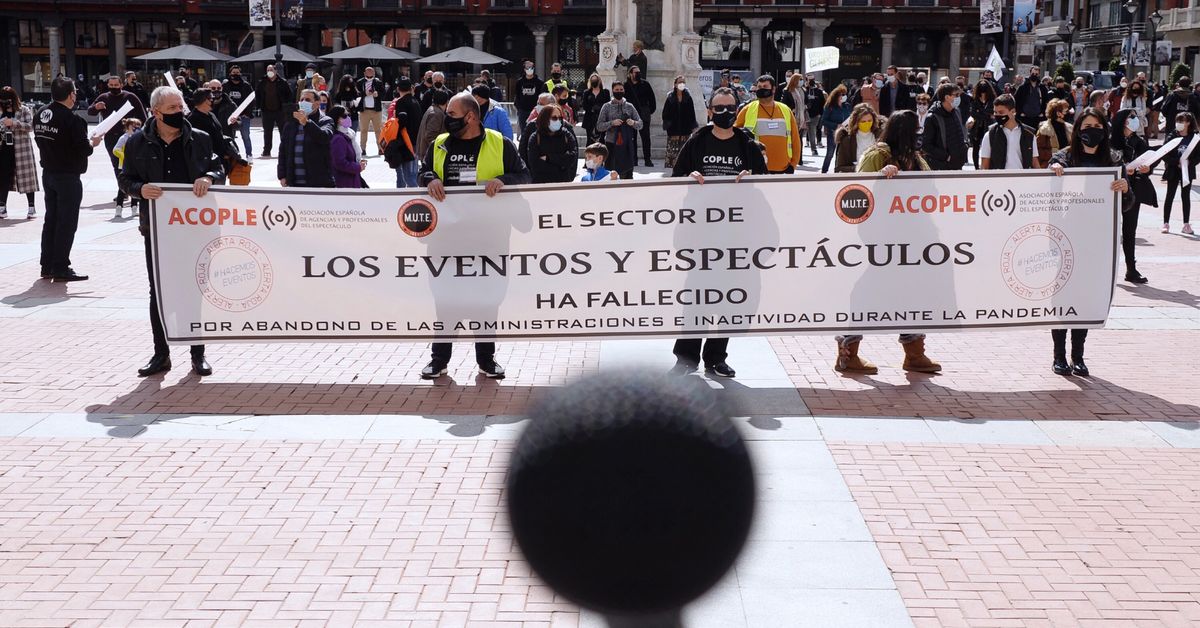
left=1071, top=331, right=1089, bottom=377
left=138, top=354, right=172, bottom=377
left=1125, top=264, right=1148, bottom=284
left=191, top=347, right=212, bottom=376
left=1052, top=335, right=1071, bottom=376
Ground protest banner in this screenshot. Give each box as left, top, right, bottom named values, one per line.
left=804, top=47, right=839, bottom=74
left=149, top=171, right=1119, bottom=344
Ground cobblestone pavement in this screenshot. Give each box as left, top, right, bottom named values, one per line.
left=1, top=127, right=1199, bottom=626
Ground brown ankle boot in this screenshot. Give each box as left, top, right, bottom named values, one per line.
left=835, top=340, right=878, bottom=374
left=901, top=337, right=941, bottom=373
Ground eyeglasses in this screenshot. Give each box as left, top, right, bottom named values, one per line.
left=711, top=106, right=735, bottom=113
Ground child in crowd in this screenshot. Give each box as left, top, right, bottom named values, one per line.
left=111, top=118, right=142, bottom=219
left=579, top=143, right=618, bottom=181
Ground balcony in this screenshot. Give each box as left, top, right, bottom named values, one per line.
left=1077, top=22, right=1144, bottom=47
left=426, top=0, right=465, bottom=7
left=363, top=0, right=402, bottom=7
left=489, top=0, right=529, bottom=9
left=1160, top=7, right=1200, bottom=33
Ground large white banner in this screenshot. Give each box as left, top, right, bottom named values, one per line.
left=150, top=171, right=1119, bottom=344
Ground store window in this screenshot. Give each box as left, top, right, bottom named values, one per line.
left=18, top=20, right=47, bottom=48
left=133, top=22, right=170, bottom=49
left=700, top=23, right=750, bottom=66
left=74, top=21, right=109, bottom=49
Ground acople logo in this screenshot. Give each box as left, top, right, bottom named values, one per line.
left=397, top=199, right=438, bottom=237
left=834, top=184, right=874, bottom=224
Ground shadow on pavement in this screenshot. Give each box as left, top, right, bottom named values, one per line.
left=1117, top=283, right=1200, bottom=308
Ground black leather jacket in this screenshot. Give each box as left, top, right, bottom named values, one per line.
left=117, top=118, right=225, bottom=233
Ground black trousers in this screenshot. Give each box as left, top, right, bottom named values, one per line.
left=144, top=231, right=204, bottom=359
left=1164, top=178, right=1191, bottom=223
left=1051, top=329, right=1088, bottom=359
left=638, top=109, right=653, bottom=162
left=261, top=110, right=288, bottom=153
left=431, top=342, right=495, bottom=367
left=1122, top=202, right=1141, bottom=272
left=104, top=134, right=124, bottom=202
left=673, top=338, right=729, bottom=367
left=39, top=172, right=82, bottom=273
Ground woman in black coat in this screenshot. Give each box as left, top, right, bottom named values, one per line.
left=1047, top=108, right=1132, bottom=377
left=661, top=76, right=699, bottom=168
left=332, top=75, right=360, bottom=131
left=1111, top=108, right=1154, bottom=284
left=1162, top=112, right=1197, bottom=236
left=527, top=104, right=579, bottom=184
left=579, top=73, right=610, bottom=145
left=967, top=80, right=996, bottom=169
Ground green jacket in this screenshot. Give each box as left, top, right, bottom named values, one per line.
left=856, top=142, right=930, bottom=173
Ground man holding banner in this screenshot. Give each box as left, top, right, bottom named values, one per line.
left=417, top=93, right=530, bottom=380
left=119, top=86, right=225, bottom=377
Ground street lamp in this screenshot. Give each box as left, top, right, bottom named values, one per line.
left=1124, top=0, right=1138, bottom=80
left=1057, top=18, right=1077, bottom=66
left=1150, top=10, right=1164, bottom=82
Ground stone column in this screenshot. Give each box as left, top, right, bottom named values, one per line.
left=329, top=26, right=345, bottom=75
left=1015, top=32, right=1037, bottom=76
left=470, top=27, right=487, bottom=74
left=408, top=28, right=423, bottom=75
left=177, top=27, right=190, bottom=47
left=111, top=23, right=127, bottom=75
left=46, top=26, right=61, bottom=81
left=803, top=18, right=833, bottom=80
left=252, top=29, right=265, bottom=51
left=742, top=18, right=771, bottom=79
left=531, top=24, right=551, bottom=76
left=880, top=32, right=896, bottom=70
left=948, top=32, right=965, bottom=79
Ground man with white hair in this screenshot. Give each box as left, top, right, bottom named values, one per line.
left=118, top=86, right=225, bottom=378
left=420, top=71, right=450, bottom=111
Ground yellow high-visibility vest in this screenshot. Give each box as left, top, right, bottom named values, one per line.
left=741, top=100, right=795, bottom=160
left=432, top=128, right=506, bottom=182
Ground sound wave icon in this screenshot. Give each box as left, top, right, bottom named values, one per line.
left=262, top=205, right=298, bottom=231
left=981, top=189, right=1016, bottom=216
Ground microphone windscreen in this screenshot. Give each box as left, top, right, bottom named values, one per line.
left=507, top=371, right=756, bottom=615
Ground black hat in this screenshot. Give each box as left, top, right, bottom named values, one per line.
left=396, top=76, right=413, bottom=90
left=471, top=85, right=492, bottom=99
left=306, top=62, right=318, bottom=69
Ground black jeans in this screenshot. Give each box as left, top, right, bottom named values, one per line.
left=144, top=231, right=204, bottom=359
left=1164, top=178, right=1191, bottom=223
left=39, top=171, right=82, bottom=273
left=1051, top=328, right=1088, bottom=360
left=673, top=338, right=729, bottom=368
left=431, top=342, right=495, bottom=367
left=261, top=110, right=288, bottom=153
left=104, top=134, right=124, bottom=202
left=638, top=109, right=653, bottom=162
left=1122, top=202, right=1141, bottom=272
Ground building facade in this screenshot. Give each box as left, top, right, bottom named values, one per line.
left=12, top=0, right=1198, bottom=99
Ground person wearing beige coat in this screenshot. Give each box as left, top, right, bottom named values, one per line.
left=1035, top=99, right=1072, bottom=167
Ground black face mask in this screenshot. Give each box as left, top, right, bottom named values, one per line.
left=612, top=92, right=624, bottom=100
left=994, top=114, right=1010, bottom=125
left=552, top=72, right=562, bottom=80
left=212, top=93, right=223, bottom=102
left=756, top=88, right=773, bottom=99
left=444, top=113, right=467, bottom=138
left=558, top=98, right=568, bottom=106
left=591, top=80, right=599, bottom=87
left=434, top=81, right=444, bottom=88
left=109, top=87, right=122, bottom=95
left=161, top=111, right=185, bottom=129
left=712, top=110, right=736, bottom=129
left=230, top=75, right=241, bottom=81
left=1079, top=127, right=1105, bottom=148
left=425, top=78, right=433, bottom=85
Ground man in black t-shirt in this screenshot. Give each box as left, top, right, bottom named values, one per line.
left=668, top=87, right=768, bottom=379
left=417, top=93, right=530, bottom=380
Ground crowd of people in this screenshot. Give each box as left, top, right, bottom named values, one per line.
left=2, top=51, right=1191, bottom=382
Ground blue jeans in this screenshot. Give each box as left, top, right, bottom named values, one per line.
left=236, top=116, right=252, bottom=156
left=821, top=126, right=837, bottom=173
left=395, top=160, right=419, bottom=188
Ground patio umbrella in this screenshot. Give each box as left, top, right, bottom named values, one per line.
left=134, top=44, right=234, bottom=63
left=320, top=43, right=419, bottom=62
left=232, top=44, right=321, bottom=64
left=418, top=47, right=510, bottom=66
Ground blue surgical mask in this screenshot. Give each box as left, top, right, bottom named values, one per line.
left=549, top=119, right=563, bottom=133
left=298, top=101, right=314, bottom=115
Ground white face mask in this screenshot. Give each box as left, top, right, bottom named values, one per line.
left=917, top=104, right=929, bottom=114
left=585, top=158, right=600, bottom=171
left=549, top=119, right=563, bottom=133
left=525, top=68, right=534, bottom=76
left=874, top=79, right=883, bottom=88
left=267, top=71, right=276, bottom=78
left=1127, top=118, right=1141, bottom=133
left=838, top=96, right=846, bottom=105
left=1177, top=123, right=1188, bottom=134
left=676, top=83, right=686, bottom=91
left=306, top=70, right=314, bottom=78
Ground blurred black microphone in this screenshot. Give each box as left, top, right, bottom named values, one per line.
left=507, top=372, right=756, bottom=628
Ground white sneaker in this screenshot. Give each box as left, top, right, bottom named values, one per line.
left=1162, top=223, right=1171, bottom=233
left=26, top=206, right=35, bottom=219
left=114, top=206, right=123, bottom=219
left=246, top=154, right=254, bottom=164
left=1185, top=223, right=1195, bottom=235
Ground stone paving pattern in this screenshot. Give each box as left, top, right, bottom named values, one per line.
left=2, top=128, right=1200, bottom=626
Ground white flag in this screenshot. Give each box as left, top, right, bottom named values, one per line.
left=985, top=46, right=1004, bottom=78
left=804, top=47, right=840, bottom=74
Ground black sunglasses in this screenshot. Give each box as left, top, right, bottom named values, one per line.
left=711, top=105, right=736, bottom=114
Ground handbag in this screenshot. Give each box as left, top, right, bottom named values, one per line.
left=229, top=160, right=252, bottom=186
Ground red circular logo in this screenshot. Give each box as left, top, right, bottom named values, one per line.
left=834, top=184, right=875, bottom=224
left=397, top=199, right=438, bottom=238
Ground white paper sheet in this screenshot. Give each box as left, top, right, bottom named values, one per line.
left=90, top=99, right=134, bottom=139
